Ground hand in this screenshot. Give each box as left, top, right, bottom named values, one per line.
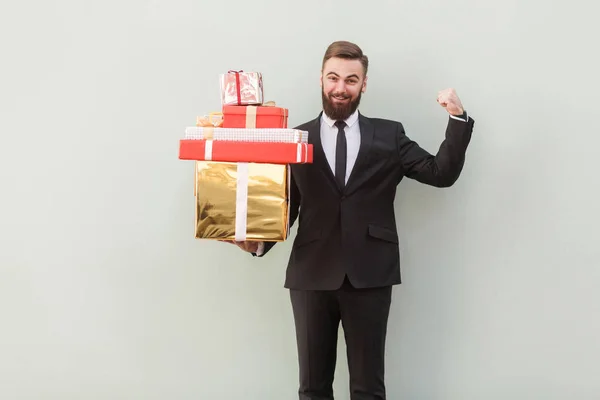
left=219, top=240, right=260, bottom=253
left=437, top=88, right=464, bottom=116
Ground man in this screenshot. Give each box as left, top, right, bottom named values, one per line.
left=230, top=41, right=475, bottom=399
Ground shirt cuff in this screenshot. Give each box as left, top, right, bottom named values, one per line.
left=449, top=111, right=468, bottom=122
left=255, top=241, right=265, bottom=256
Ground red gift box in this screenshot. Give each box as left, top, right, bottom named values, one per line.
left=179, top=140, right=313, bottom=164
left=222, top=105, right=288, bottom=128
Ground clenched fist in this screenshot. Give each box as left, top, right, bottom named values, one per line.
left=437, top=88, right=464, bottom=116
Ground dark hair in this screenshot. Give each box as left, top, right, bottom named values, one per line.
left=322, top=41, right=369, bottom=75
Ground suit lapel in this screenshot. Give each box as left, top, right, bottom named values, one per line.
left=308, top=113, right=339, bottom=193
left=344, top=113, right=374, bottom=195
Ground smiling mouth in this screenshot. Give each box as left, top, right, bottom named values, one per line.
left=332, top=95, right=350, bottom=101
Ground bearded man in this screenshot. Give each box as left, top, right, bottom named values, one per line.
left=230, top=40, right=475, bottom=400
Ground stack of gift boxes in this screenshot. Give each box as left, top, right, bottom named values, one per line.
left=179, top=70, right=312, bottom=243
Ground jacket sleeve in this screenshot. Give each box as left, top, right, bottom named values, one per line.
left=397, top=116, right=475, bottom=187
left=253, top=167, right=301, bottom=257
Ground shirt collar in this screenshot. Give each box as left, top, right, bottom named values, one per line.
left=322, top=109, right=359, bottom=128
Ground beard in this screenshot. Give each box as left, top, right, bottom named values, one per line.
left=322, top=90, right=362, bottom=121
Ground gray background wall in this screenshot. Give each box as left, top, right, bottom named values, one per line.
left=1, top=0, right=598, bottom=399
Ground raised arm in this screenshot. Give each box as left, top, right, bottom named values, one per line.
left=397, top=88, right=475, bottom=187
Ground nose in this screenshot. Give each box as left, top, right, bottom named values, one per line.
left=335, top=80, right=346, bottom=93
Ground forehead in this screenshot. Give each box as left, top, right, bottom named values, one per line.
left=322, top=57, right=365, bottom=79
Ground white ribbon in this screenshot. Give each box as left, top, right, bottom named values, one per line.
left=296, top=143, right=308, bottom=163
left=235, top=163, right=249, bottom=241
left=296, top=143, right=301, bottom=163
left=204, top=140, right=213, bottom=161
left=245, top=106, right=257, bottom=128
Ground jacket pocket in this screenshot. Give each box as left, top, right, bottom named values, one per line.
left=368, top=224, right=399, bottom=244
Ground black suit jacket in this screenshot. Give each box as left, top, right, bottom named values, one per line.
left=260, top=112, right=475, bottom=290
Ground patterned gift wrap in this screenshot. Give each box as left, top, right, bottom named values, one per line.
left=184, top=127, right=308, bottom=143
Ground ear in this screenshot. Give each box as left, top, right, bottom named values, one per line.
left=319, top=73, right=323, bottom=88
left=361, top=75, right=368, bottom=93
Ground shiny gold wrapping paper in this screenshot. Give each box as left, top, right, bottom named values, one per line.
left=194, top=161, right=289, bottom=241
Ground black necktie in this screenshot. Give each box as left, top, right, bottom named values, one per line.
left=334, top=120, right=347, bottom=190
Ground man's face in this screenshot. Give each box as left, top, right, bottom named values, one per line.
left=320, top=57, right=367, bottom=121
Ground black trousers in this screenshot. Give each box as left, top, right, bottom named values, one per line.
left=289, top=277, right=393, bottom=400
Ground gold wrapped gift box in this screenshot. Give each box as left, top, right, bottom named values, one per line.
left=194, top=161, right=290, bottom=241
